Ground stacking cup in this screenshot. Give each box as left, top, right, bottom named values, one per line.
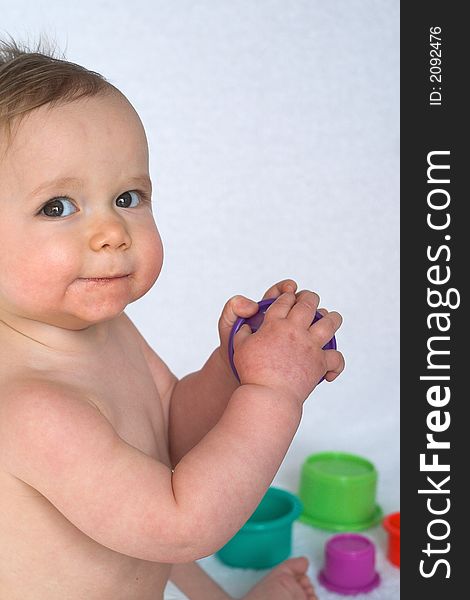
left=216, top=487, right=302, bottom=569
left=383, top=512, right=400, bottom=567
left=318, top=533, right=381, bottom=595
left=299, top=452, right=382, bottom=531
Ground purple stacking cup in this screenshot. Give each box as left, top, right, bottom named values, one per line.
left=228, top=297, right=337, bottom=383
left=318, top=534, right=380, bottom=595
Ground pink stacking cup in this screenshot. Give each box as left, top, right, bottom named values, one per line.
left=318, top=534, right=380, bottom=595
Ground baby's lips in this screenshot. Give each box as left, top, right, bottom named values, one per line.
left=228, top=298, right=337, bottom=383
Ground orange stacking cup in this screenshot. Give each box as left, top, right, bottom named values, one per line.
left=383, top=512, right=400, bottom=567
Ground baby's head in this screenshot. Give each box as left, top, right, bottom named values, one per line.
left=0, top=36, right=163, bottom=331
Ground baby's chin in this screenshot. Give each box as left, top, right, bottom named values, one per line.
left=60, top=275, right=154, bottom=326
left=40, top=301, right=132, bottom=330
left=14, top=268, right=160, bottom=329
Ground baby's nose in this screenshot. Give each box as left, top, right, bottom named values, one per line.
left=89, top=218, right=132, bottom=252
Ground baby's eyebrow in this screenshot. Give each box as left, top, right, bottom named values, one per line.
left=28, top=175, right=152, bottom=198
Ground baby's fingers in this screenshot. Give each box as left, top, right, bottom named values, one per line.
left=261, top=278, right=297, bottom=300
left=324, top=349, right=346, bottom=382
left=288, top=290, right=320, bottom=327
left=263, top=291, right=297, bottom=321
left=309, top=311, right=342, bottom=346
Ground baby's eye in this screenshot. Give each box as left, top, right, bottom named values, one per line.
left=115, top=191, right=141, bottom=209
left=41, top=197, right=77, bottom=218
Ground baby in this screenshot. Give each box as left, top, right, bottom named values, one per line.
left=0, top=37, right=344, bottom=600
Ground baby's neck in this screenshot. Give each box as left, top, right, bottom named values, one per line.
left=0, top=312, right=112, bottom=356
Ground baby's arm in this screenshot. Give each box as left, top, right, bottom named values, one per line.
left=0, top=293, right=342, bottom=565
left=169, top=562, right=231, bottom=600
left=168, top=279, right=299, bottom=464
left=0, top=376, right=300, bottom=564
left=167, top=346, right=238, bottom=465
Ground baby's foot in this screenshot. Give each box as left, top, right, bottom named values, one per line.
left=241, top=557, right=317, bottom=600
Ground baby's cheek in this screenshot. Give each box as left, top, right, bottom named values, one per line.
left=135, top=228, right=164, bottom=293
left=0, top=251, right=65, bottom=316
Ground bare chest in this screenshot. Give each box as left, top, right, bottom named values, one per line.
left=0, top=326, right=172, bottom=599
left=1, top=322, right=172, bottom=465
left=83, top=357, right=171, bottom=465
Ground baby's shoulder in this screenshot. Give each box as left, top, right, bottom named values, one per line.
left=118, top=312, right=177, bottom=405
left=0, top=376, right=107, bottom=482
left=0, top=375, right=96, bottom=431
left=116, top=310, right=149, bottom=346
left=1, top=372, right=79, bottom=395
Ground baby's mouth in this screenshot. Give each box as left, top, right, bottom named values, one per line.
left=79, top=274, right=131, bottom=282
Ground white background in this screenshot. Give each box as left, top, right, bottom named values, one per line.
left=1, top=1, right=400, bottom=597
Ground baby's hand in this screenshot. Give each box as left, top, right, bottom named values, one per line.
left=217, top=279, right=299, bottom=380
left=232, top=290, right=344, bottom=406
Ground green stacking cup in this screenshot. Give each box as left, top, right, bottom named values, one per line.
left=298, top=452, right=382, bottom=531
left=216, top=487, right=303, bottom=569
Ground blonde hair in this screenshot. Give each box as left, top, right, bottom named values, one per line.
left=0, top=33, right=115, bottom=149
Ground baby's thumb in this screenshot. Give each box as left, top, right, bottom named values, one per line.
left=219, top=296, right=258, bottom=348
left=233, top=323, right=253, bottom=351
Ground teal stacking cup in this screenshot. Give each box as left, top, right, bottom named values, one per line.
left=299, top=452, right=382, bottom=531
left=216, top=487, right=303, bottom=569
